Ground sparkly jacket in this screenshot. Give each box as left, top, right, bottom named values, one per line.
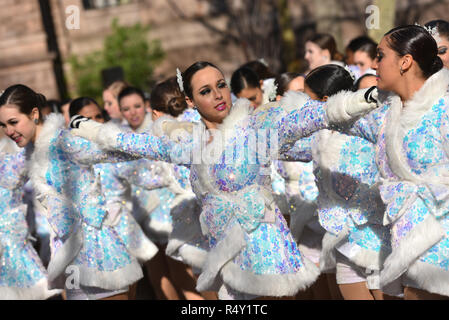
left=78, top=97, right=329, bottom=298
left=346, top=69, right=449, bottom=296
left=29, top=114, right=143, bottom=290
left=0, top=149, right=60, bottom=299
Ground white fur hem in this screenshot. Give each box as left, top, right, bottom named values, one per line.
left=380, top=215, right=445, bottom=287
left=47, top=227, right=83, bottom=282
left=146, top=218, right=173, bottom=235
left=128, top=240, right=158, bottom=264
left=177, top=244, right=208, bottom=270
left=319, top=227, right=349, bottom=272
left=0, top=278, right=62, bottom=300
left=166, top=238, right=207, bottom=270
left=405, top=260, right=449, bottom=297
left=219, top=256, right=320, bottom=297
left=73, top=260, right=143, bottom=290
left=196, top=224, right=246, bottom=292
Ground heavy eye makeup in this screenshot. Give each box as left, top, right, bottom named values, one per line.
left=199, top=80, right=227, bottom=96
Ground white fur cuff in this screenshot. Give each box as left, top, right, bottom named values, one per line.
left=326, top=89, right=377, bottom=124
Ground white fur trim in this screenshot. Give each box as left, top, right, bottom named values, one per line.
left=73, top=259, right=143, bottom=290
left=150, top=115, right=176, bottom=137
left=135, top=113, right=153, bottom=133
left=405, top=260, right=449, bottom=297
left=217, top=98, right=252, bottom=133
left=128, top=238, right=158, bottom=264
left=196, top=224, right=246, bottom=292
left=0, top=278, right=62, bottom=300
left=380, top=214, right=445, bottom=288
left=312, top=129, right=349, bottom=203
left=146, top=217, right=173, bottom=235
left=177, top=244, right=208, bottom=270
left=384, top=69, right=449, bottom=185
left=325, top=88, right=377, bottom=124
left=47, top=226, right=83, bottom=282
left=94, top=122, right=127, bottom=150
left=319, top=226, right=349, bottom=272
left=219, top=255, right=320, bottom=297
left=278, top=90, right=310, bottom=114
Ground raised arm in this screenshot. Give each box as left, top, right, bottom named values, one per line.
left=69, top=117, right=194, bottom=165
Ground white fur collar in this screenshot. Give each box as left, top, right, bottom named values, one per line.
left=384, top=69, right=449, bottom=183
left=29, top=113, right=65, bottom=200
left=278, top=91, right=310, bottom=114
left=135, top=113, right=153, bottom=133
left=216, top=98, right=253, bottom=133
left=151, top=114, right=176, bottom=137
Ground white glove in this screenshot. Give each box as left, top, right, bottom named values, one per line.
left=326, top=86, right=378, bottom=124
left=69, top=115, right=103, bottom=141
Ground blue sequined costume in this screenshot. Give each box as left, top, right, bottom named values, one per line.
left=29, top=114, right=143, bottom=291
left=345, top=69, right=449, bottom=296
left=0, top=149, right=60, bottom=299
left=75, top=97, right=331, bottom=299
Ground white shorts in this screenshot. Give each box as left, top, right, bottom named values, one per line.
left=336, top=252, right=380, bottom=290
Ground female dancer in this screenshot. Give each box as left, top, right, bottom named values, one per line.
left=296, top=64, right=392, bottom=299
left=289, top=25, right=449, bottom=299
left=425, top=20, right=449, bottom=69
left=69, top=97, right=161, bottom=297
left=69, top=60, right=377, bottom=299
left=103, top=80, right=128, bottom=123
left=230, top=67, right=267, bottom=108
left=305, top=33, right=344, bottom=73
left=0, top=85, right=144, bottom=300
left=0, top=146, right=61, bottom=299
left=150, top=77, right=216, bottom=300
left=115, top=86, right=182, bottom=300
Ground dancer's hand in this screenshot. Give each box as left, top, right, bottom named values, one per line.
left=69, top=115, right=102, bottom=141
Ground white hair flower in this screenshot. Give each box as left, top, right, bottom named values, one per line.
left=176, top=68, right=184, bottom=92
left=258, top=58, right=268, bottom=67
left=344, top=65, right=356, bottom=81
left=415, top=22, right=441, bottom=43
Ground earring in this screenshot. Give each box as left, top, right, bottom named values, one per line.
left=34, top=118, right=39, bottom=124
left=400, top=67, right=404, bottom=76
left=193, top=106, right=198, bottom=110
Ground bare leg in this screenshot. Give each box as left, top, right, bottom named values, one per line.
left=166, top=257, right=204, bottom=300
left=144, top=244, right=181, bottom=300
left=404, top=286, right=449, bottom=300
left=338, top=282, right=374, bottom=300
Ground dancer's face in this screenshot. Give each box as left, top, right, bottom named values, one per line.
left=187, top=66, right=232, bottom=128
left=287, top=76, right=305, bottom=92
left=354, top=50, right=374, bottom=74
left=372, top=37, right=402, bottom=91
left=437, top=35, right=449, bottom=69
left=78, top=103, right=105, bottom=123
left=120, top=93, right=147, bottom=131
left=305, top=41, right=330, bottom=70
left=0, top=104, right=39, bottom=147
left=103, top=89, right=122, bottom=120
left=236, top=86, right=263, bottom=108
